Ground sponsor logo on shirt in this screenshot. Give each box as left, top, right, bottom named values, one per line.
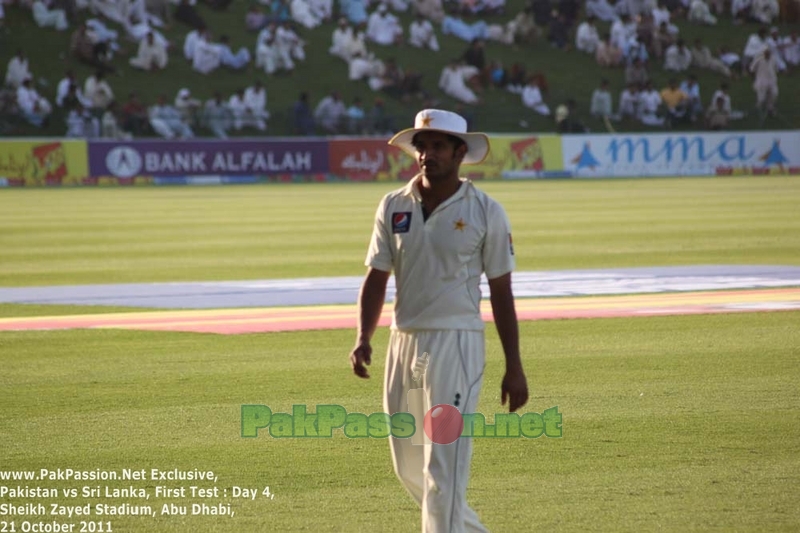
left=392, top=212, right=412, bottom=234
left=509, top=233, right=515, bottom=256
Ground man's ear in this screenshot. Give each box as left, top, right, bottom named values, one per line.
left=456, top=143, right=468, bottom=162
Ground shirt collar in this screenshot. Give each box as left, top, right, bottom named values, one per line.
left=403, top=174, right=471, bottom=205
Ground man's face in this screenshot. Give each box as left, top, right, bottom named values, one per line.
left=412, top=132, right=465, bottom=183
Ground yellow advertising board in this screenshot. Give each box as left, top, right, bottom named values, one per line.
left=0, top=139, right=89, bottom=186
left=380, top=135, right=565, bottom=181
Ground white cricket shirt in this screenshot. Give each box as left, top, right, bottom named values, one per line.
left=365, top=176, right=515, bottom=331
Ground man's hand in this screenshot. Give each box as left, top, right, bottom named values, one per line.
left=349, top=341, right=372, bottom=379
left=501, top=370, right=529, bottom=412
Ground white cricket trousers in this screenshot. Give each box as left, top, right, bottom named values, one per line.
left=383, top=329, right=489, bottom=533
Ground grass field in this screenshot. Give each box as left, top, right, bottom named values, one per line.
left=1, top=178, right=799, bottom=532
left=1, top=0, right=799, bottom=136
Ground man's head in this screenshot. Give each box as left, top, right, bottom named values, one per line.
left=410, top=131, right=467, bottom=182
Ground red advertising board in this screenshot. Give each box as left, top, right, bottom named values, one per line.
left=328, top=139, right=417, bottom=182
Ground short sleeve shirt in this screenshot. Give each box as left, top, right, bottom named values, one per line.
left=365, top=176, right=515, bottom=331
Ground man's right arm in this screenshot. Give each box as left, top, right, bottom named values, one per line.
left=350, top=267, right=391, bottom=379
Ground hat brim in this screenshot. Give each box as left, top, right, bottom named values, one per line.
left=387, top=128, right=490, bottom=165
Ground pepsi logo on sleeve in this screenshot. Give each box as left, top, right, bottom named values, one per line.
left=392, top=212, right=412, bottom=234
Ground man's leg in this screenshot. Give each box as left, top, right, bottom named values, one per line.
left=421, top=330, right=487, bottom=533
left=384, top=330, right=426, bottom=504
left=384, top=329, right=489, bottom=532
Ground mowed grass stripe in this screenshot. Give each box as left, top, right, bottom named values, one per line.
left=0, top=313, right=798, bottom=531
left=1, top=178, right=798, bottom=286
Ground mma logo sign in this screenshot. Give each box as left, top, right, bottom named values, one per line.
left=392, top=212, right=412, bottom=233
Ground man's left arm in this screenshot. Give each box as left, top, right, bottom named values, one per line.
left=488, top=273, right=529, bottom=413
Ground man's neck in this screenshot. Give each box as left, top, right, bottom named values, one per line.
left=417, top=175, right=462, bottom=213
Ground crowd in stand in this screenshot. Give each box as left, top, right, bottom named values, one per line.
left=1, top=0, right=799, bottom=137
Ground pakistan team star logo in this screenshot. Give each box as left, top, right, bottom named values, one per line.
left=454, top=218, right=466, bottom=231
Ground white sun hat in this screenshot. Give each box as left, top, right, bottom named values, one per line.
left=387, top=109, right=490, bottom=165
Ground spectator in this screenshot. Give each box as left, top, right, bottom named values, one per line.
left=766, top=27, right=788, bottom=72
left=256, top=30, right=284, bottom=74
left=710, top=82, right=745, bottom=119
left=548, top=12, right=569, bottom=49
left=751, top=48, right=779, bottom=118
left=507, top=6, right=538, bottom=44
left=743, top=28, right=768, bottom=69
left=340, top=0, right=368, bottom=24
left=56, top=69, right=90, bottom=108
left=638, top=80, right=664, bottom=126
left=175, top=0, right=206, bottom=28
left=650, top=22, right=675, bottom=59
left=145, top=0, right=172, bottom=27
left=32, top=0, right=69, bottom=31
left=149, top=94, right=194, bottom=139
left=412, top=0, right=445, bottom=22
left=244, top=81, right=270, bottom=131
left=314, top=91, right=347, bottom=133
left=246, top=5, right=269, bottom=31
left=556, top=99, right=588, bottom=132
left=228, top=88, right=250, bottom=131
left=610, top=14, right=636, bottom=50
left=275, top=21, right=306, bottom=70
left=290, top=0, right=323, bottom=29
left=5, top=50, right=32, bottom=89
left=575, top=16, right=600, bottom=54
left=586, top=0, right=618, bottom=21
left=690, top=38, right=731, bottom=77
left=349, top=50, right=385, bottom=83
left=625, top=57, right=649, bottom=86
left=438, top=59, right=480, bottom=105
left=84, top=70, right=114, bottom=111
left=367, top=97, right=395, bottom=134
left=69, top=22, right=115, bottom=74
left=192, top=29, right=222, bottom=74
left=590, top=78, right=614, bottom=118
left=203, top=92, right=232, bottom=138
left=718, top=45, right=743, bottom=73
left=268, top=0, right=292, bottom=23
left=623, top=35, right=649, bottom=65
left=521, top=76, right=550, bottom=116
left=704, top=95, right=729, bottom=129
left=330, top=18, right=355, bottom=60
left=664, top=39, right=692, bottom=71
left=651, top=1, right=680, bottom=34
left=531, top=0, right=552, bottom=28
left=129, top=31, right=168, bottom=70
left=183, top=24, right=206, bottom=61
left=660, top=78, right=689, bottom=126
left=780, top=32, right=800, bottom=68
left=366, top=4, right=403, bottom=45
left=596, top=33, right=624, bottom=67
left=751, top=0, right=779, bottom=24
left=218, top=35, right=252, bottom=69
left=101, top=101, right=131, bottom=139
left=293, top=92, right=315, bottom=135
left=408, top=13, right=439, bottom=51
left=679, top=74, right=703, bottom=120
left=122, top=92, right=149, bottom=135
left=16, top=77, right=52, bottom=127
left=688, top=0, right=717, bottom=24
left=558, top=0, right=580, bottom=26
left=65, top=102, right=99, bottom=137
left=174, top=88, right=201, bottom=127
left=346, top=96, right=366, bottom=133
left=618, top=82, right=640, bottom=120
